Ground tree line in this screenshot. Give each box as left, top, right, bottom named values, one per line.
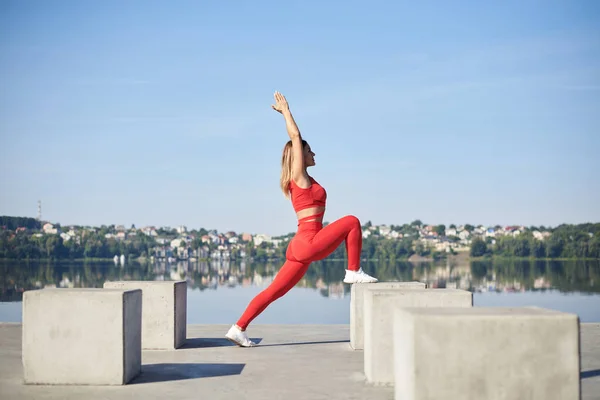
left=2, top=215, right=599, bottom=261
left=0, top=230, right=157, bottom=261
left=470, top=223, right=600, bottom=259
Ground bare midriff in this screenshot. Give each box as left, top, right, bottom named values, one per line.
left=296, top=206, right=325, bottom=223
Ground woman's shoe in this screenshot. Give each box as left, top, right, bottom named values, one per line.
left=225, top=324, right=256, bottom=347
left=343, top=268, right=378, bottom=283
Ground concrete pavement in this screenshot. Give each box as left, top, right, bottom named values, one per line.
left=1, top=323, right=599, bottom=399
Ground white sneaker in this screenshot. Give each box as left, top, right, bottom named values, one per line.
left=343, top=268, right=378, bottom=283
left=225, top=324, right=256, bottom=347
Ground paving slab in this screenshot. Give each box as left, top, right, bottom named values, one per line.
left=0, top=323, right=599, bottom=400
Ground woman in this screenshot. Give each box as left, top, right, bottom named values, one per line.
left=225, top=91, right=378, bottom=347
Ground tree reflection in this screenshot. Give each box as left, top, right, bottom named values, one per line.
left=1, top=258, right=599, bottom=302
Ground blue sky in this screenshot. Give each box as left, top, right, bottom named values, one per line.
left=1, top=0, right=599, bottom=236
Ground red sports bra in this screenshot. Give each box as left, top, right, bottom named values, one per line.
left=289, top=177, right=327, bottom=213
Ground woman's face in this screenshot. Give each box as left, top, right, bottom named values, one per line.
left=303, top=143, right=316, bottom=167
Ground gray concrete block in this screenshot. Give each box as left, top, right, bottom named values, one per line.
left=394, top=307, right=580, bottom=400
left=350, top=282, right=426, bottom=350
left=22, top=288, right=142, bottom=385
left=103, top=280, right=187, bottom=349
left=364, top=288, right=472, bottom=385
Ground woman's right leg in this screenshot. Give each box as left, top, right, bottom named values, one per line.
left=235, top=259, right=309, bottom=330
left=288, top=215, right=377, bottom=283
left=289, top=215, right=363, bottom=270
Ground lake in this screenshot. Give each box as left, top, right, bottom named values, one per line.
left=1, top=258, right=599, bottom=324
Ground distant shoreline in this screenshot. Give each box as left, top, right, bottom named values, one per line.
left=1, top=256, right=598, bottom=263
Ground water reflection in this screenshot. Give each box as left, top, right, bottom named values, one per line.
left=1, top=258, right=598, bottom=303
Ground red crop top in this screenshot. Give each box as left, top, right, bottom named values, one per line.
left=289, top=177, right=327, bottom=213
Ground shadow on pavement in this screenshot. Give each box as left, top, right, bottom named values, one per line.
left=258, top=339, right=350, bottom=347
left=131, top=363, right=245, bottom=384
left=181, top=337, right=263, bottom=348
left=581, top=369, right=600, bottom=379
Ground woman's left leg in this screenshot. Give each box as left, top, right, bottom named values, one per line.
left=235, top=259, right=309, bottom=330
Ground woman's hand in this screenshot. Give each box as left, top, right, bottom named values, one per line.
left=271, top=91, right=290, bottom=114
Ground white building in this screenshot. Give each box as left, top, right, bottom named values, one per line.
left=379, top=225, right=391, bottom=237
left=253, top=234, right=271, bottom=247
left=42, top=223, right=58, bottom=234
left=171, top=238, right=187, bottom=248
left=389, top=231, right=401, bottom=239
left=458, top=231, right=470, bottom=240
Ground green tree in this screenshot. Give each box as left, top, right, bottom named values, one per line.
left=546, top=236, right=564, bottom=258
left=434, top=224, right=446, bottom=236
left=470, top=238, right=487, bottom=257
left=530, top=239, right=546, bottom=258
left=513, top=237, right=531, bottom=257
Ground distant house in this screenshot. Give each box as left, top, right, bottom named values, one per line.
left=141, top=226, right=158, bottom=236
left=271, top=239, right=285, bottom=248
left=242, top=233, right=253, bottom=242
left=389, top=231, right=401, bottom=239
left=171, top=238, right=187, bottom=248
left=43, top=223, right=58, bottom=234
left=253, top=234, right=271, bottom=247
left=379, top=225, right=391, bottom=237
left=458, top=231, right=470, bottom=240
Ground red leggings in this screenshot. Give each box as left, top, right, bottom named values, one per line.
left=236, top=214, right=362, bottom=330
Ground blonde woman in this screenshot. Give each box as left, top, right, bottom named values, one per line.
left=226, top=92, right=377, bottom=347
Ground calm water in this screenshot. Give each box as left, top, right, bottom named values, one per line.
left=1, top=258, right=600, bottom=323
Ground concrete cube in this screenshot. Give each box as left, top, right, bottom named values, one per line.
left=350, top=281, right=426, bottom=350
left=394, top=307, right=580, bottom=400
left=103, top=280, right=187, bottom=349
left=22, top=288, right=142, bottom=385
left=364, top=288, right=472, bottom=385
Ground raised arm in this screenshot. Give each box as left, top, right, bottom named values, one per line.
left=272, top=91, right=309, bottom=186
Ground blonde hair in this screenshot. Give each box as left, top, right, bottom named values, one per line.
left=280, top=139, right=307, bottom=197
